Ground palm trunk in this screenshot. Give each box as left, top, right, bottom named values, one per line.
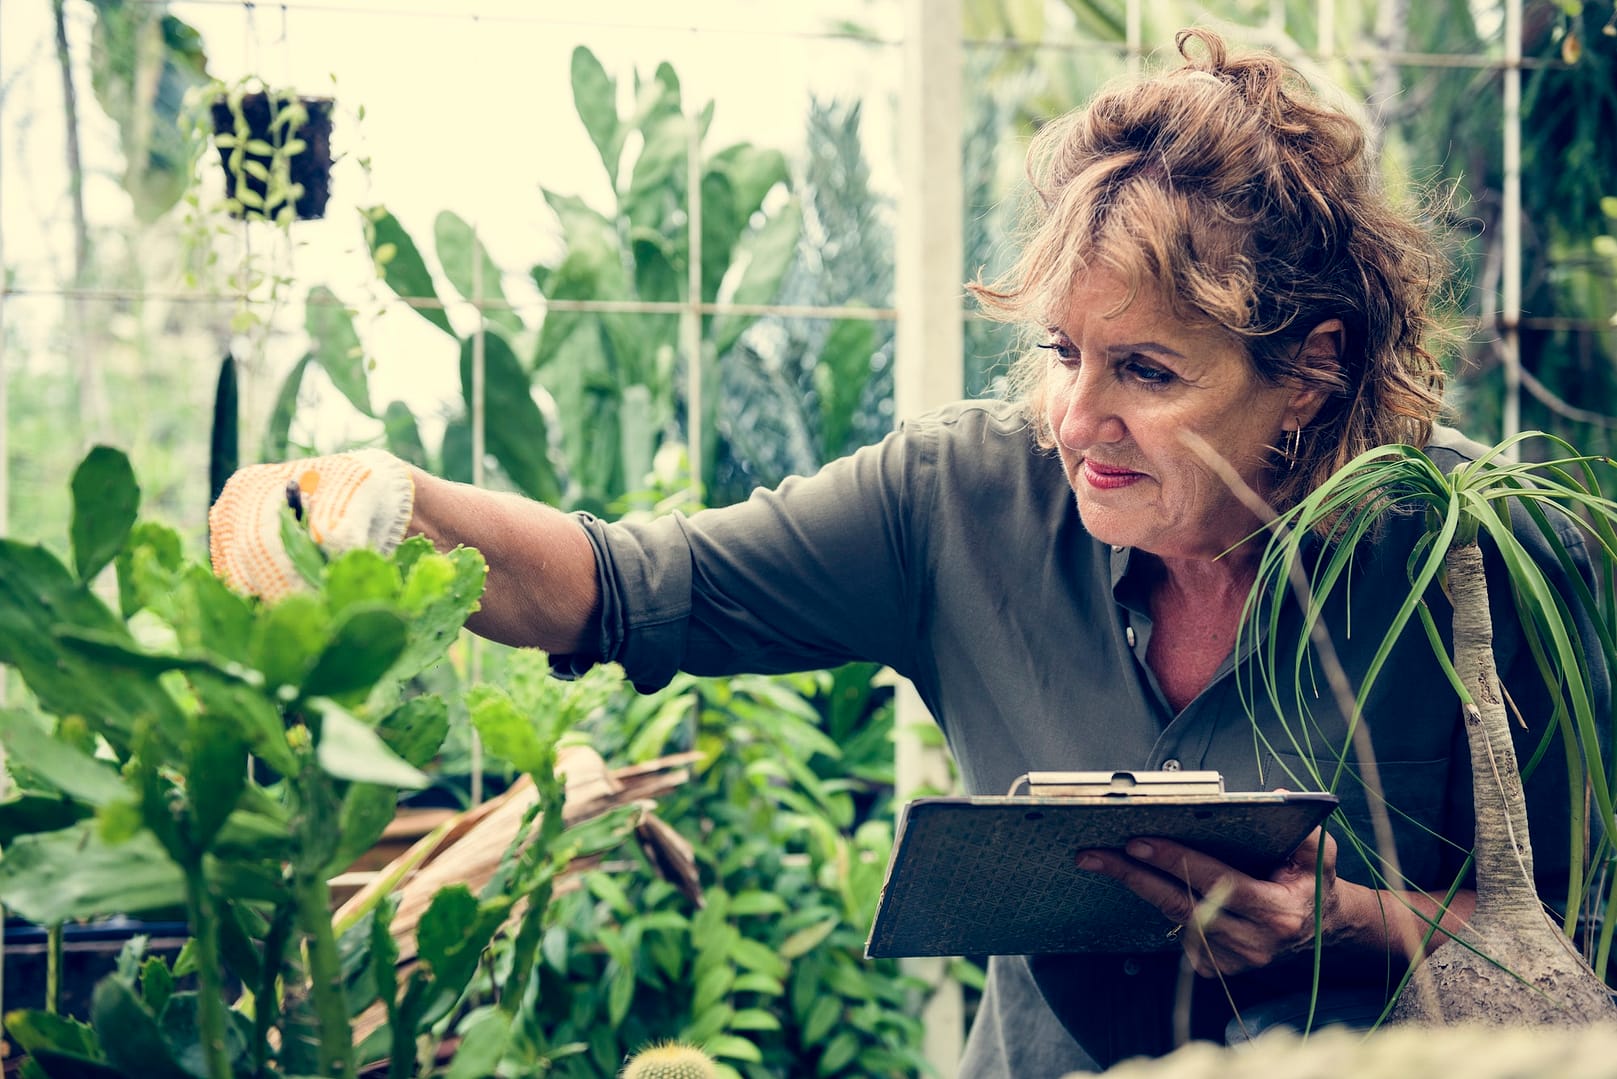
left=1391, top=543, right=1614, bottom=1024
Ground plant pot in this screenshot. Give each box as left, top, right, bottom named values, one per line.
left=1, top=916, right=189, bottom=1021
left=208, top=91, right=333, bottom=221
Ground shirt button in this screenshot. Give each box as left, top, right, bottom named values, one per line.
left=1112, top=545, right=1125, bottom=553
left=1123, top=958, right=1142, bottom=975
left=1162, top=759, right=1182, bottom=771
left=1125, top=626, right=1137, bottom=647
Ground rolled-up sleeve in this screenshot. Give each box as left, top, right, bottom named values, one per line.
left=550, top=421, right=936, bottom=693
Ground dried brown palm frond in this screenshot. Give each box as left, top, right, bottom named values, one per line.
left=335, top=745, right=702, bottom=1047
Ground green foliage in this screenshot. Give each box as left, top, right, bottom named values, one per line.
left=462, top=648, right=929, bottom=1079
left=0, top=445, right=501, bottom=1079
left=356, top=46, right=801, bottom=513
left=84, top=0, right=213, bottom=224
left=1239, top=434, right=1617, bottom=980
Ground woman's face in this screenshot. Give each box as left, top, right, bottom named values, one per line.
left=1045, top=272, right=1318, bottom=561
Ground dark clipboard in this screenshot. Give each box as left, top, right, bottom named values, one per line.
left=864, top=771, right=1339, bottom=958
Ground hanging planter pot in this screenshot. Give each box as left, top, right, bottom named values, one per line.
left=208, top=87, right=333, bottom=221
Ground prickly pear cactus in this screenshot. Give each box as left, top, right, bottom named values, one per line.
left=620, top=1042, right=719, bottom=1079
left=1087, top=1021, right=1617, bottom=1079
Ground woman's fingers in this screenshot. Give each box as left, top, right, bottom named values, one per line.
left=1077, top=835, right=1333, bottom=975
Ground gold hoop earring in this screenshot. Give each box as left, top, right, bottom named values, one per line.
left=1282, top=427, right=1300, bottom=473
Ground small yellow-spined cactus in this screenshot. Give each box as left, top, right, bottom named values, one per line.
left=620, top=1041, right=718, bottom=1079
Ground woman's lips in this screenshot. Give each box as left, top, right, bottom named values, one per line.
left=1080, top=459, right=1145, bottom=490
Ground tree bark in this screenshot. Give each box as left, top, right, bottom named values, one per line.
left=1390, top=542, right=1614, bottom=1025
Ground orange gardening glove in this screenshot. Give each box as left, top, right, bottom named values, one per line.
left=208, top=449, right=414, bottom=601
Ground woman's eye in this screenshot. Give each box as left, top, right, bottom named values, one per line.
left=1036, top=340, right=1079, bottom=364
left=1124, top=359, right=1175, bottom=387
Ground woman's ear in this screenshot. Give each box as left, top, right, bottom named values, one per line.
left=1288, top=318, right=1345, bottom=428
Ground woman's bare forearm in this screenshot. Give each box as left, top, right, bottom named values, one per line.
left=405, top=468, right=600, bottom=652
left=1332, top=880, right=1478, bottom=963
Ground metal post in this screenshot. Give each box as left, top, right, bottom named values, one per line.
left=685, top=111, right=704, bottom=501
left=1501, top=0, right=1523, bottom=441
left=1126, top=0, right=1142, bottom=75
left=897, top=0, right=964, bottom=1072
left=469, top=226, right=486, bottom=806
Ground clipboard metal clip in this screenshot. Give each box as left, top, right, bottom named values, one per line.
left=1010, top=769, right=1226, bottom=798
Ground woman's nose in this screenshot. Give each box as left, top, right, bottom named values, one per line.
left=1052, top=366, right=1124, bottom=449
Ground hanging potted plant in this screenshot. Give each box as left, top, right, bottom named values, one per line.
left=207, top=78, right=333, bottom=222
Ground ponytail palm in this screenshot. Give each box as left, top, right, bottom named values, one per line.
left=1242, top=433, right=1617, bottom=1023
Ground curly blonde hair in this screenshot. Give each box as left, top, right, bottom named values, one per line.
left=970, top=27, right=1449, bottom=514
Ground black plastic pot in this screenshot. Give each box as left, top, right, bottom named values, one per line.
left=209, top=91, right=334, bottom=221
left=2, top=916, right=190, bottom=1020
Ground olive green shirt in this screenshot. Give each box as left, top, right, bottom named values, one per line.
left=559, top=400, right=1602, bottom=1074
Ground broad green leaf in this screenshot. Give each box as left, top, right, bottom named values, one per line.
left=365, top=204, right=454, bottom=336
left=728, top=1008, right=782, bottom=1032
left=440, top=416, right=473, bottom=484
left=630, top=228, right=680, bottom=304
left=709, top=144, right=787, bottom=223
left=71, top=446, right=139, bottom=584
left=391, top=545, right=485, bottom=683
left=321, top=547, right=399, bottom=615
left=779, top=916, right=839, bottom=959
left=699, top=171, right=742, bottom=306
left=116, top=520, right=184, bottom=620
left=459, top=332, right=563, bottom=504
left=91, top=977, right=193, bottom=1079
left=802, top=995, right=841, bottom=1044
left=306, top=285, right=374, bottom=416
left=713, top=197, right=802, bottom=355
left=250, top=591, right=332, bottom=690
left=0, top=793, right=92, bottom=846
left=157, top=991, right=254, bottom=1078
left=730, top=938, right=788, bottom=980
left=377, top=695, right=452, bottom=769
left=210, top=806, right=295, bottom=861
left=435, top=211, right=522, bottom=336
left=140, top=956, right=175, bottom=1014
left=181, top=563, right=255, bottom=664
left=706, top=1034, right=763, bottom=1064
left=444, top=1008, right=511, bottom=1079
left=416, top=885, right=511, bottom=1020
left=328, top=783, right=401, bottom=874
left=817, top=1031, right=860, bottom=1076
left=382, top=400, right=430, bottom=469
left=187, top=705, right=248, bottom=850
left=278, top=505, right=327, bottom=589
left=692, top=964, right=735, bottom=1015
left=0, top=824, right=183, bottom=923
left=0, top=710, right=125, bottom=806
left=0, top=540, right=185, bottom=753
left=4, top=1009, right=105, bottom=1067
left=816, top=318, right=877, bottom=458
left=189, top=672, right=298, bottom=777
left=261, top=354, right=312, bottom=461
left=302, top=605, right=408, bottom=699
left=729, top=890, right=788, bottom=916
left=467, top=685, right=554, bottom=777
left=316, top=703, right=428, bottom=789
left=626, top=110, right=687, bottom=210
left=571, top=46, right=620, bottom=187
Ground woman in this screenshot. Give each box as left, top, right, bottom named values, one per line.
left=211, top=28, right=1599, bottom=1076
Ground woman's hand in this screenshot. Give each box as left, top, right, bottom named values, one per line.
left=1075, top=827, right=1341, bottom=977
